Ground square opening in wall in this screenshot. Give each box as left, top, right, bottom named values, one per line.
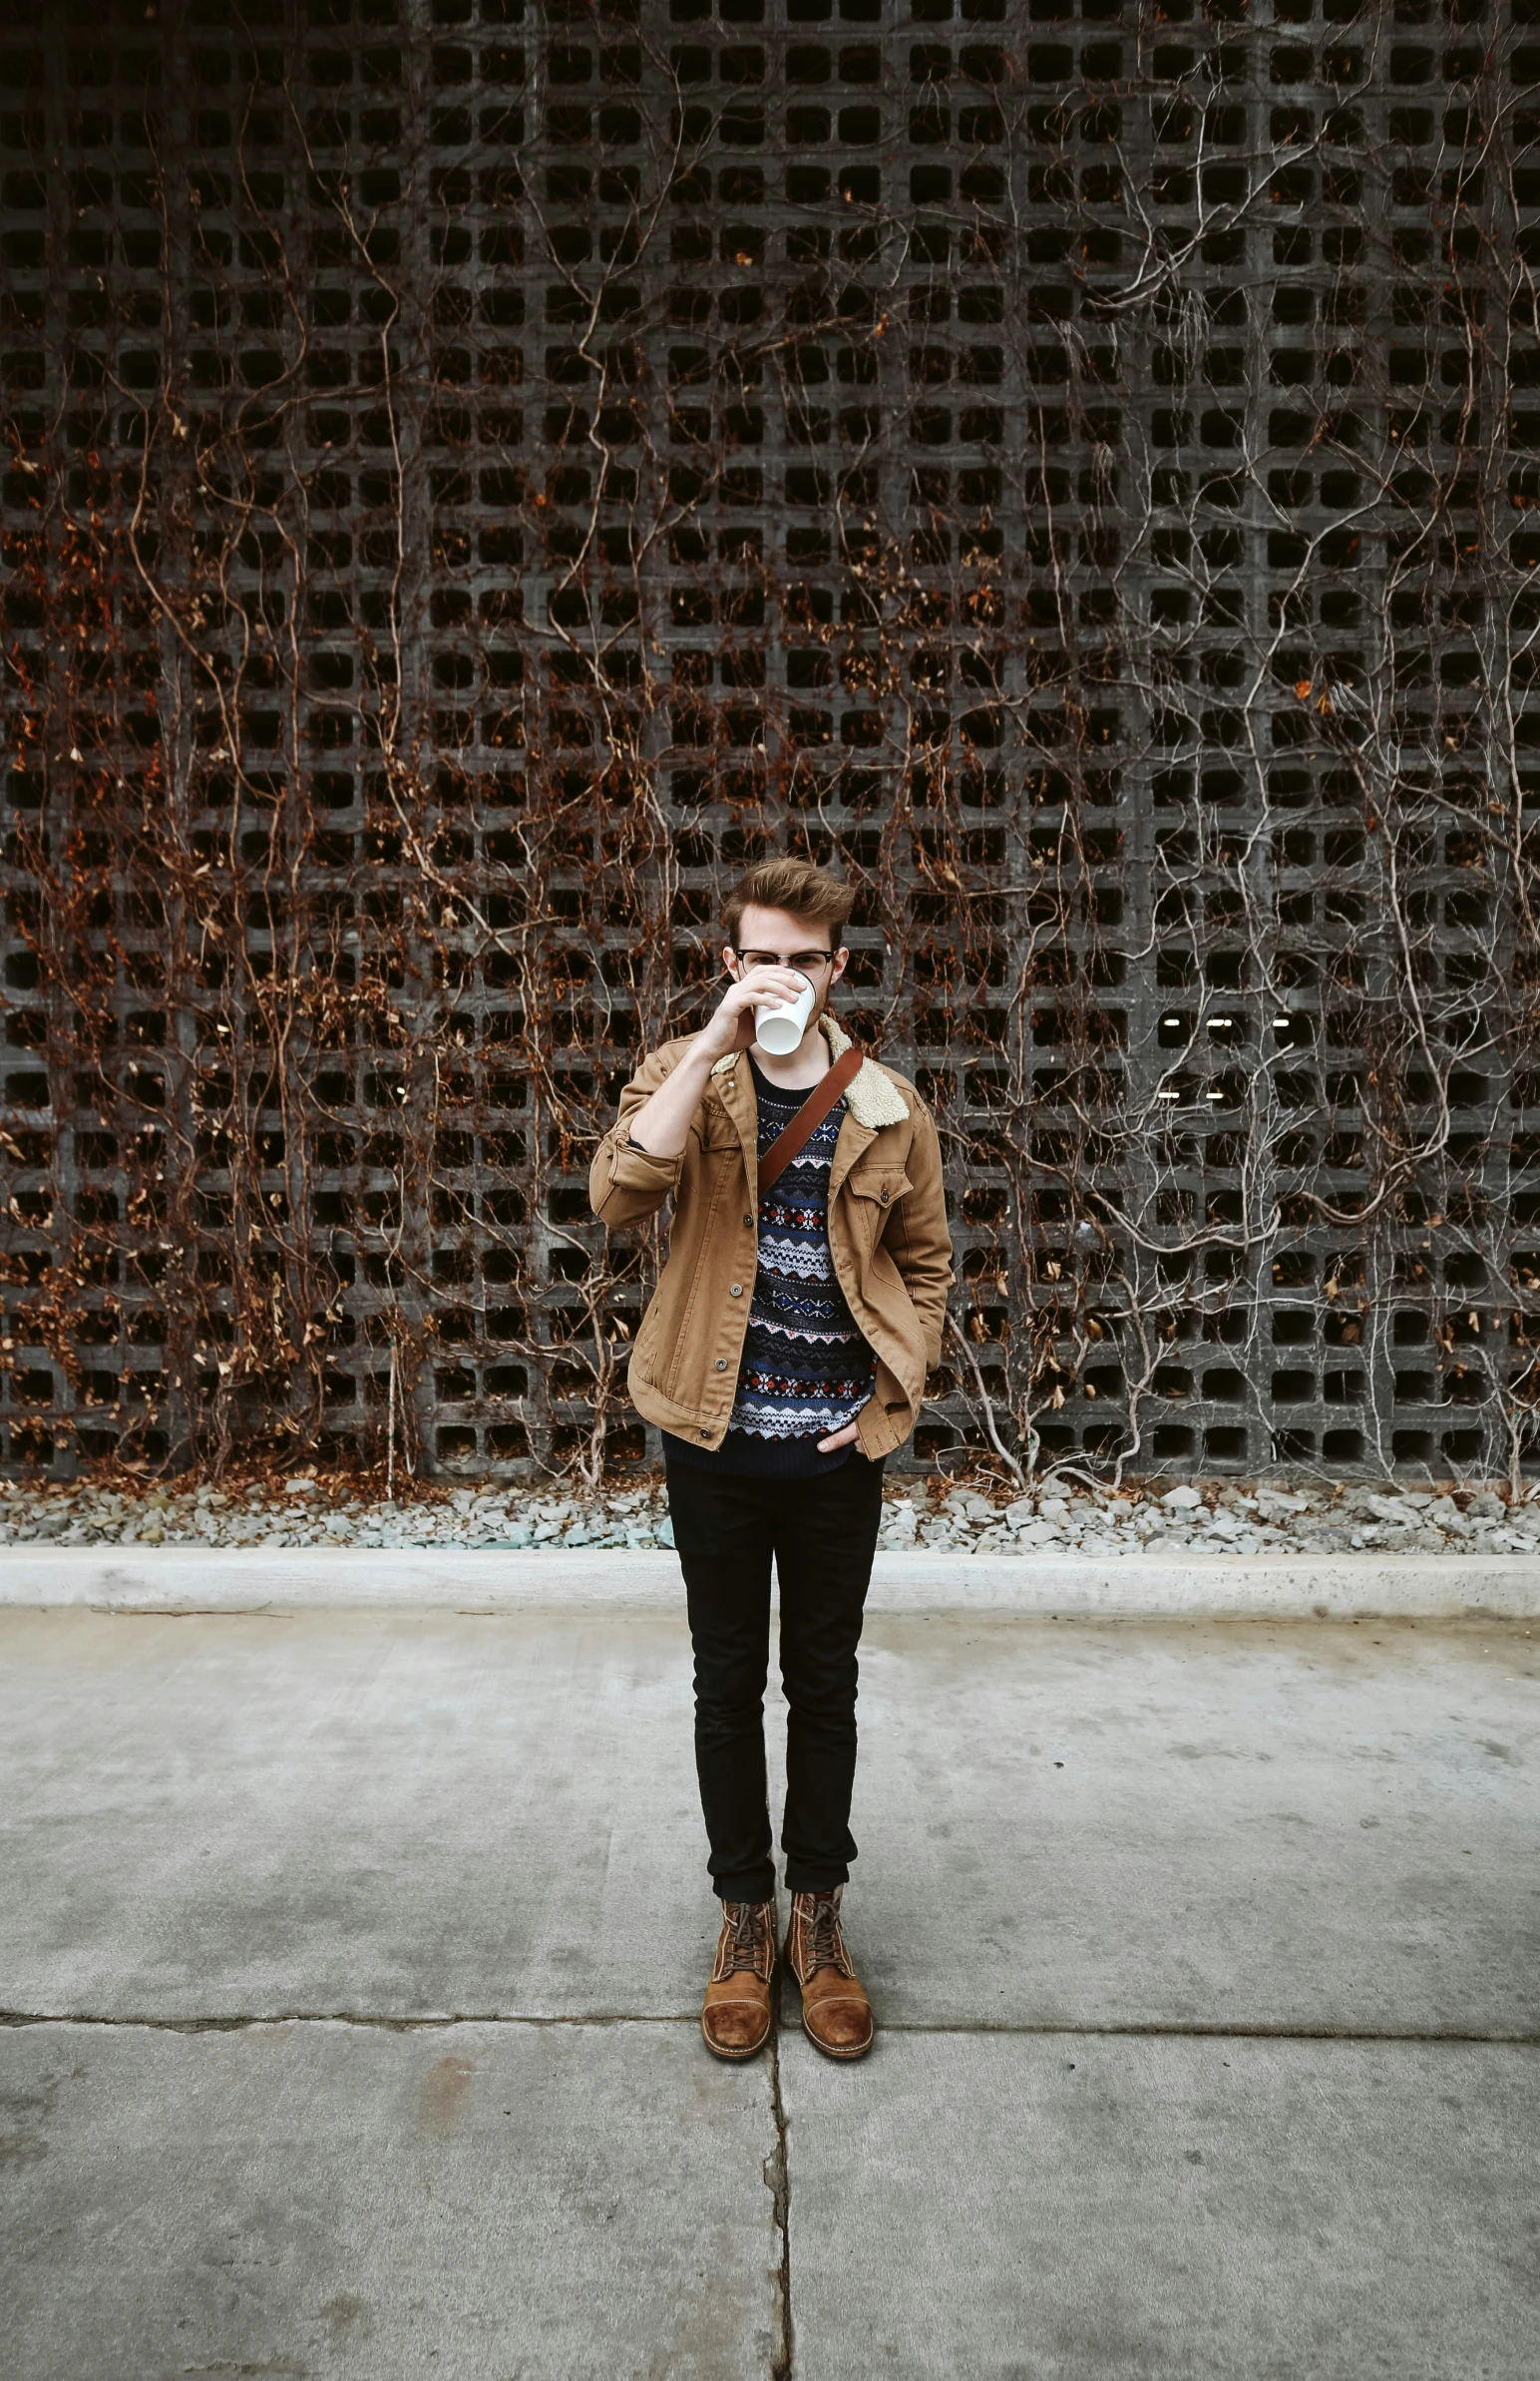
left=1203, top=1426, right=1247, bottom=1464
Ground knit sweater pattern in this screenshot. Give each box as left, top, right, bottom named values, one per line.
left=728, top=1060, right=877, bottom=1442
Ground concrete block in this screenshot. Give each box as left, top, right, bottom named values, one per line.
left=0, top=2019, right=782, bottom=2381
left=3, top=1611, right=1534, bottom=2042
left=781, top=2031, right=1540, bottom=2379
left=846, top=1613, right=1540, bottom=2036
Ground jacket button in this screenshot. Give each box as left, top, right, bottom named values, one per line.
left=880, top=1186, right=890, bottom=1203
left=742, top=1213, right=754, bottom=1228
left=714, top=1357, right=727, bottom=1371
left=729, top=1282, right=742, bottom=1297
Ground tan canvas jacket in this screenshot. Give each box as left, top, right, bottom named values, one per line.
left=588, top=1012, right=954, bottom=1462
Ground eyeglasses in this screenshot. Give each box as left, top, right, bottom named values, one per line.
left=734, top=949, right=836, bottom=974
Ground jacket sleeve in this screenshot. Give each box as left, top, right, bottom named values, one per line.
left=887, top=1094, right=954, bottom=1369
left=588, top=1043, right=695, bottom=1228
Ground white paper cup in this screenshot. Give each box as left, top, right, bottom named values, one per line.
left=753, top=978, right=816, bottom=1055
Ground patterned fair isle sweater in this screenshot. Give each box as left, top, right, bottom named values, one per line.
left=663, top=1055, right=877, bottom=1478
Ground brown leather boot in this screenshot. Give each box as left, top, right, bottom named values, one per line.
left=700, top=1898, right=777, bottom=2061
left=787, top=1887, right=874, bottom=2060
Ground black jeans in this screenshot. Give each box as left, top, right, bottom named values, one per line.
left=665, top=1453, right=886, bottom=1903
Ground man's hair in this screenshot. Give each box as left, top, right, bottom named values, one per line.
left=722, top=858, right=856, bottom=953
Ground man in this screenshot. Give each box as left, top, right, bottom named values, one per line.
left=589, top=857, right=953, bottom=2062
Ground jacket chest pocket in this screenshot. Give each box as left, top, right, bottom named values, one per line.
left=844, top=1165, right=913, bottom=1232
left=696, top=1103, right=743, bottom=1158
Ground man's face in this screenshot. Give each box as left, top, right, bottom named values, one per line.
left=725, top=905, right=850, bottom=1019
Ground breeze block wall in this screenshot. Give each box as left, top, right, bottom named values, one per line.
left=3, top=0, right=1540, bottom=1484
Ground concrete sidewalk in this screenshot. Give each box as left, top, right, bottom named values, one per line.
left=2, top=1602, right=1537, bottom=2378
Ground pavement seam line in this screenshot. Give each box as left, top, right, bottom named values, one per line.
left=2, top=2011, right=1536, bottom=2045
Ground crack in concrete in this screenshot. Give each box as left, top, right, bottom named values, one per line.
left=765, top=2007, right=794, bottom=2381
left=0, top=2008, right=695, bottom=2033
left=2, top=2009, right=1536, bottom=2045
left=868, top=2019, right=1540, bottom=2045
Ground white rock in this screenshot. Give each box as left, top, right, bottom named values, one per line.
left=1161, top=1485, right=1203, bottom=1511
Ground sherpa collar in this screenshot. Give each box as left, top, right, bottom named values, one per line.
left=709, top=1010, right=910, bottom=1131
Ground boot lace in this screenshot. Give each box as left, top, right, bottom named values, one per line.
left=803, top=1892, right=845, bottom=1974
left=723, top=1900, right=770, bottom=1975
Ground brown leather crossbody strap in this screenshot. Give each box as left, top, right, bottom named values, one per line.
left=755, top=1042, right=864, bottom=1198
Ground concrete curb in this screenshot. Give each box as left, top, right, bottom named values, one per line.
left=1, top=1546, right=1536, bottom=1617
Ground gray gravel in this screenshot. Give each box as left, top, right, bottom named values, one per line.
left=0, top=1474, right=1536, bottom=1559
